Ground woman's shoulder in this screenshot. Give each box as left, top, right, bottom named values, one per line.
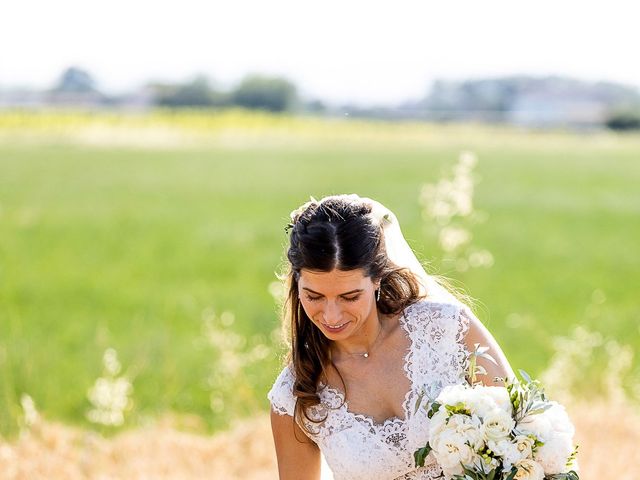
left=403, top=298, right=473, bottom=339
left=267, top=362, right=296, bottom=417
left=404, top=298, right=466, bottom=320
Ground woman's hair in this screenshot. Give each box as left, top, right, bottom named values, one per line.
left=281, top=194, right=425, bottom=438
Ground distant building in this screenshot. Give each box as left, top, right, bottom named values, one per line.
left=508, top=92, right=608, bottom=128
left=0, top=88, right=47, bottom=108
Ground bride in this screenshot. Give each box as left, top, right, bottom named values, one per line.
left=267, top=194, right=514, bottom=480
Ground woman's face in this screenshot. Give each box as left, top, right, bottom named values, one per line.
left=298, top=268, right=379, bottom=339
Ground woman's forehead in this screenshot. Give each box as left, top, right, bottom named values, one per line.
left=299, top=268, right=371, bottom=291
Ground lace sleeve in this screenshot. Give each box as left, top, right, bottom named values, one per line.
left=267, top=363, right=296, bottom=417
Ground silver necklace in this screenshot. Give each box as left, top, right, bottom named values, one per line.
left=337, top=321, right=384, bottom=359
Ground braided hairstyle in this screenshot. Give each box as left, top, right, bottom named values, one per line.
left=282, top=194, right=424, bottom=438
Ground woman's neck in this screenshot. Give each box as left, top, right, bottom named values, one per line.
left=329, top=311, right=388, bottom=360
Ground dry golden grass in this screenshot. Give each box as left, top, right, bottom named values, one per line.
left=1, top=400, right=638, bottom=479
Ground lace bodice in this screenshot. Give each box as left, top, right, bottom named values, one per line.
left=267, top=300, right=472, bottom=480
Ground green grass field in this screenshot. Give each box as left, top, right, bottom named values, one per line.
left=1, top=111, right=639, bottom=437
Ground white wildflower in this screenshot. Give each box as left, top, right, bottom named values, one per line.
left=439, top=226, right=471, bottom=252
left=86, top=348, right=133, bottom=427
left=20, top=393, right=40, bottom=430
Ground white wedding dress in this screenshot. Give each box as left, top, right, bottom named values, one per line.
left=267, top=300, right=472, bottom=480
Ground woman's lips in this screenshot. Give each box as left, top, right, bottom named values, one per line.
left=322, top=322, right=349, bottom=333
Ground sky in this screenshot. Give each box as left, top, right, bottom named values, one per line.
left=1, top=0, right=639, bottom=106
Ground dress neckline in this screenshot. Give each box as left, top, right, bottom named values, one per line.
left=318, top=302, right=417, bottom=429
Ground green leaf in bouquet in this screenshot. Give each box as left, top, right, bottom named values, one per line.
left=427, top=402, right=441, bottom=419
left=445, top=402, right=471, bottom=416
left=546, top=472, right=579, bottom=480
left=566, top=444, right=579, bottom=469
left=467, top=343, right=499, bottom=385
left=504, top=468, right=518, bottom=480
left=518, top=369, right=532, bottom=383
left=526, top=402, right=553, bottom=416
left=414, top=444, right=432, bottom=467
left=456, top=463, right=498, bottom=480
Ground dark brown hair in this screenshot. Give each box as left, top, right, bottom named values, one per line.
left=281, top=195, right=425, bottom=438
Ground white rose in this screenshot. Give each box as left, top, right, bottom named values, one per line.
left=445, top=413, right=484, bottom=451
left=482, top=408, right=515, bottom=442
left=513, top=459, right=545, bottom=480
left=487, top=438, right=512, bottom=456
left=432, top=426, right=476, bottom=477
left=534, top=432, right=574, bottom=474
left=500, top=435, right=534, bottom=472
left=512, top=435, right=534, bottom=460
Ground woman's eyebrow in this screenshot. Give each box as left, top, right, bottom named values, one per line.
left=302, top=288, right=364, bottom=296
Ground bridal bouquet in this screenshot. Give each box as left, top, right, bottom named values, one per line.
left=414, top=346, right=579, bottom=480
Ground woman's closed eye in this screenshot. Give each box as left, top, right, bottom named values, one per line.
left=305, top=295, right=360, bottom=302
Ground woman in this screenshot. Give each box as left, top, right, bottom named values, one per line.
left=267, top=194, right=514, bottom=480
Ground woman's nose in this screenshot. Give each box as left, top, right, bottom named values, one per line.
left=322, top=301, right=343, bottom=324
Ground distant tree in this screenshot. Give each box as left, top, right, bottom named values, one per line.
left=53, top=66, right=97, bottom=93
left=605, top=112, right=640, bottom=131
left=304, top=99, right=327, bottom=113
left=231, top=74, right=298, bottom=112
left=154, top=75, right=225, bottom=108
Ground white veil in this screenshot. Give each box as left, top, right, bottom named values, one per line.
left=362, top=196, right=464, bottom=307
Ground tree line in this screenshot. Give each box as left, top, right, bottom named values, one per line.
left=10, top=66, right=640, bottom=131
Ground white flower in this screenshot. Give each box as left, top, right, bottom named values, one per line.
left=436, top=384, right=470, bottom=406
left=463, top=389, right=497, bottom=419
left=518, top=411, right=552, bottom=441
left=482, top=408, right=515, bottom=442
left=534, top=433, right=574, bottom=474
left=513, top=459, right=545, bottom=480
left=445, top=413, right=484, bottom=451
left=543, top=402, right=575, bottom=437
left=518, top=401, right=574, bottom=442
left=428, top=407, right=450, bottom=438
left=499, top=435, right=535, bottom=472
left=487, top=438, right=512, bottom=456
left=476, top=386, right=513, bottom=416
left=432, top=426, right=476, bottom=477
left=513, top=435, right=534, bottom=459
left=471, top=453, right=500, bottom=474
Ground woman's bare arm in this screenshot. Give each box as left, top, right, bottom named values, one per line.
left=462, top=308, right=516, bottom=386
left=270, top=409, right=321, bottom=480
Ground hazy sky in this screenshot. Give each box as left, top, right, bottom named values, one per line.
left=2, top=0, right=638, bottom=106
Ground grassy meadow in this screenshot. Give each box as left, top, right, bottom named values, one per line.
left=0, top=110, right=639, bottom=443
